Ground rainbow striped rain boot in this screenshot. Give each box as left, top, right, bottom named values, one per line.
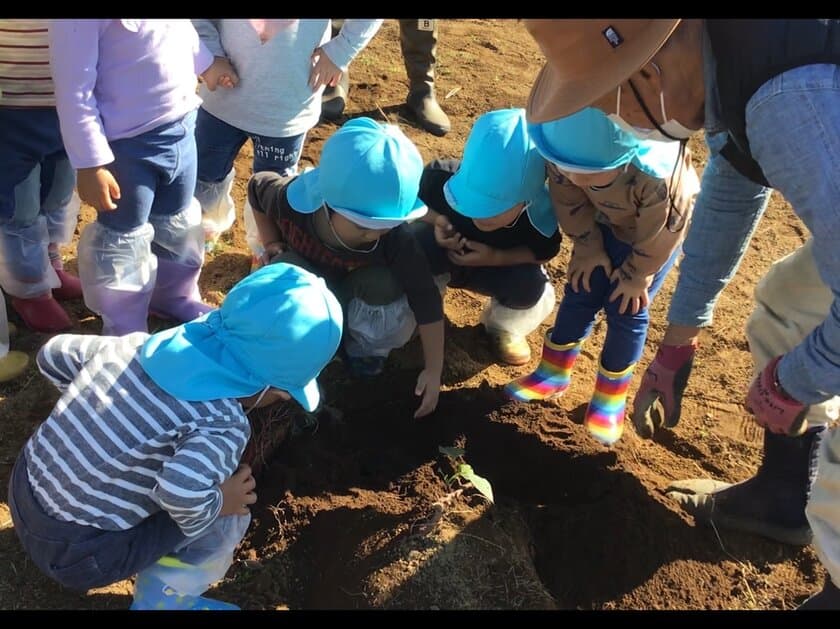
left=504, top=332, right=582, bottom=402
left=585, top=362, right=636, bottom=446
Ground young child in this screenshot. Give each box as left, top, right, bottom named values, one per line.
left=7, top=262, right=343, bottom=610
left=0, top=18, right=82, bottom=333
left=192, top=19, right=383, bottom=253
left=249, top=117, right=444, bottom=418
left=48, top=20, right=215, bottom=336
left=411, top=108, right=560, bottom=365
left=505, top=107, right=699, bottom=446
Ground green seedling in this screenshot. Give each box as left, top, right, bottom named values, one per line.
left=438, top=445, right=494, bottom=504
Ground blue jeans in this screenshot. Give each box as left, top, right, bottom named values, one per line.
left=409, top=221, right=548, bottom=308
left=8, top=448, right=247, bottom=593
left=195, top=107, right=305, bottom=182
left=550, top=223, right=680, bottom=371
left=746, top=64, right=840, bottom=404
left=0, top=108, right=75, bottom=226
left=666, top=131, right=772, bottom=328
left=97, top=110, right=198, bottom=233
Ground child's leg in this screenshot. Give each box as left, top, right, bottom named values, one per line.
left=505, top=251, right=610, bottom=401
left=586, top=235, right=681, bottom=445
left=243, top=131, right=307, bottom=264
left=6, top=449, right=186, bottom=592
left=41, top=150, right=82, bottom=300
left=80, top=125, right=175, bottom=335
left=132, top=513, right=250, bottom=610
left=194, top=108, right=248, bottom=248
left=144, top=111, right=212, bottom=323
left=463, top=263, right=555, bottom=365
left=338, top=265, right=416, bottom=377
left=0, top=109, right=69, bottom=332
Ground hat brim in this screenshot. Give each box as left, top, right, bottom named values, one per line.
left=526, top=20, right=681, bottom=123
left=443, top=176, right=513, bottom=220
left=286, top=167, right=323, bottom=214
left=138, top=312, right=322, bottom=412
left=289, top=377, right=321, bottom=413
left=331, top=198, right=428, bottom=229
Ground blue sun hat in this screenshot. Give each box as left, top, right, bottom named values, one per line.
left=529, top=106, right=680, bottom=179
left=286, top=117, right=427, bottom=228
left=137, top=263, right=343, bottom=412
left=444, top=108, right=549, bottom=220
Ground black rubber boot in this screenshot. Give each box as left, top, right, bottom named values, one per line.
left=799, top=579, right=840, bottom=610
left=321, top=71, right=350, bottom=122
left=399, top=18, right=450, bottom=137
left=666, top=426, right=824, bottom=546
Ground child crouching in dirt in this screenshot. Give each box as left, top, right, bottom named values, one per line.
left=249, top=117, right=444, bottom=419
left=7, top=263, right=343, bottom=610
left=409, top=108, right=560, bottom=366
left=505, top=107, right=699, bottom=446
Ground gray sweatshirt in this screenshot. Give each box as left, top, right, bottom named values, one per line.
left=193, top=19, right=382, bottom=138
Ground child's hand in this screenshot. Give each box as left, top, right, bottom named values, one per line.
left=309, top=47, right=342, bottom=90
left=414, top=369, right=441, bottom=418
left=257, top=241, right=285, bottom=268
left=77, top=166, right=120, bottom=212
left=608, top=268, right=653, bottom=315
left=447, top=240, right=500, bottom=267
left=200, top=56, right=239, bottom=91
left=434, top=215, right=463, bottom=251
left=568, top=245, right=612, bottom=293
left=219, top=463, right=257, bottom=516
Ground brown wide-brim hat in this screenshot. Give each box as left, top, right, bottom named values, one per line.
left=525, top=19, right=681, bottom=123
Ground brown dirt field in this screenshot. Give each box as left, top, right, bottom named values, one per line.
left=0, top=19, right=823, bottom=610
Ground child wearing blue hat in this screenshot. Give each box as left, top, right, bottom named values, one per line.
left=505, top=107, right=699, bottom=446
left=410, top=108, right=560, bottom=365
left=248, top=116, right=444, bottom=419
left=6, top=262, right=343, bottom=610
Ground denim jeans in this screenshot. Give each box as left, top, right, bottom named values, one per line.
left=195, top=107, right=306, bottom=182
left=666, top=131, right=772, bottom=328
left=8, top=448, right=249, bottom=593
left=97, top=110, right=198, bottom=233
left=550, top=223, right=680, bottom=371
left=0, top=108, right=75, bottom=225
left=409, top=221, right=549, bottom=309
left=746, top=63, right=840, bottom=404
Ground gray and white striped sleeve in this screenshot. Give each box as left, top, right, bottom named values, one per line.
left=149, top=422, right=250, bottom=538
left=36, top=334, right=117, bottom=391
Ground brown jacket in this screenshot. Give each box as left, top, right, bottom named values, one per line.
left=548, top=149, right=700, bottom=280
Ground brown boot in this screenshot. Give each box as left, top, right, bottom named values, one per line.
left=399, top=18, right=451, bottom=137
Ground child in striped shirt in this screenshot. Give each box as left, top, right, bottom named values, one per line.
left=7, top=262, right=342, bottom=610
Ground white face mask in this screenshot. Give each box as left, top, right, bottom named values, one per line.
left=607, top=82, right=698, bottom=142
left=244, top=385, right=271, bottom=415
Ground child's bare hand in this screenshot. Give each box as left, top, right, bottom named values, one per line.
left=446, top=240, right=500, bottom=267
left=568, top=245, right=612, bottom=293
left=309, top=47, right=342, bottom=90
left=219, top=463, right=257, bottom=516
left=201, top=57, right=239, bottom=91
left=414, top=369, right=441, bottom=418
left=77, top=166, right=120, bottom=212
left=608, top=268, right=653, bottom=315
left=434, top=214, right=463, bottom=251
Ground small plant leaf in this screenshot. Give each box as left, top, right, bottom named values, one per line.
left=438, top=446, right=466, bottom=459
left=456, top=463, right=494, bottom=504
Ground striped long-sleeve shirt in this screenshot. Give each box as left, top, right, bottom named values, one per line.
left=26, top=333, right=250, bottom=538
left=0, top=19, right=54, bottom=107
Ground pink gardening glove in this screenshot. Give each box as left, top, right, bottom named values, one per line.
left=631, top=342, right=696, bottom=438
left=745, top=355, right=809, bottom=436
